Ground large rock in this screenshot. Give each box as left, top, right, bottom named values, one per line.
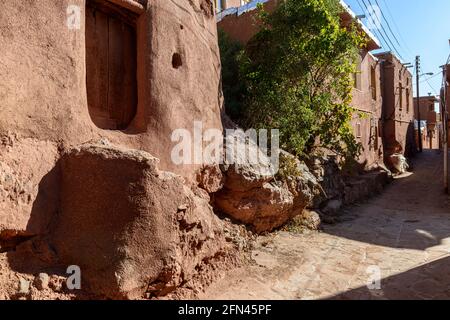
left=388, top=153, right=410, bottom=174
left=215, top=148, right=319, bottom=233
left=49, top=143, right=228, bottom=299
left=308, top=155, right=346, bottom=208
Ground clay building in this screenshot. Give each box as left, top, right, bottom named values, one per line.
left=375, top=52, right=416, bottom=160
left=414, top=95, right=441, bottom=150
left=217, top=0, right=384, bottom=169
left=216, top=0, right=250, bottom=12
left=442, top=64, right=450, bottom=145
left=217, top=0, right=277, bottom=43
left=340, top=3, right=384, bottom=169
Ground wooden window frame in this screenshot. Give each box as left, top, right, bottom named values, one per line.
left=356, top=122, right=362, bottom=138
left=86, top=0, right=140, bottom=130
left=370, top=65, right=377, bottom=100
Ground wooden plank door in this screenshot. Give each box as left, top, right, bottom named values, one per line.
left=86, top=1, right=137, bottom=130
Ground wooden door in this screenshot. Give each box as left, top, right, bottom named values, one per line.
left=86, top=0, right=137, bottom=130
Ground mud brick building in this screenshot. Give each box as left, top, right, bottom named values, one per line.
left=443, top=64, right=450, bottom=146
left=414, top=95, right=441, bottom=150
left=340, top=3, right=384, bottom=169
left=216, top=0, right=250, bottom=12
left=375, top=52, right=416, bottom=160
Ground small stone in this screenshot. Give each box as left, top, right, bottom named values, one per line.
left=34, top=273, right=50, bottom=290
left=18, top=278, right=30, bottom=295
left=98, top=138, right=110, bottom=146
left=301, top=210, right=321, bottom=230
left=49, top=275, right=65, bottom=292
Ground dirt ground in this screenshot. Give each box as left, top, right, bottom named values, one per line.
left=200, top=150, right=450, bottom=300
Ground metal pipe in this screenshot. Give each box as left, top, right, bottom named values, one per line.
left=416, top=56, right=423, bottom=152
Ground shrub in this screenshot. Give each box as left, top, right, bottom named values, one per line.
left=235, top=0, right=366, bottom=161
left=218, top=29, right=246, bottom=120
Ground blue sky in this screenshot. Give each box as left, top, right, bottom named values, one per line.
left=343, top=0, right=450, bottom=97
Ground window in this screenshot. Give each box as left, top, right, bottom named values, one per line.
left=356, top=122, right=362, bottom=138
left=399, top=83, right=403, bottom=110
left=370, top=66, right=377, bottom=100
left=353, top=54, right=362, bottom=90
left=374, top=126, right=379, bottom=150
left=406, top=88, right=410, bottom=113
left=86, top=0, right=138, bottom=130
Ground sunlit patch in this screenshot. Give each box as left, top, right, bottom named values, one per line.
left=415, top=229, right=437, bottom=241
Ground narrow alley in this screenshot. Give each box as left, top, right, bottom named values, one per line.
left=201, top=150, right=450, bottom=300
left=4, top=0, right=450, bottom=307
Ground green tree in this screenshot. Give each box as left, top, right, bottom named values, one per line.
left=237, top=0, right=366, bottom=160
left=218, top=29, right=246, bottom=120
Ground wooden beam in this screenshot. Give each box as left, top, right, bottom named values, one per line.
left=107, top=0, right=145, bottom=15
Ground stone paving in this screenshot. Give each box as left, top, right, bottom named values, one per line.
left=201, top=150, right=450, bottom=300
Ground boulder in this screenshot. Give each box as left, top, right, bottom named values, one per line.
left=215, top=181, right=295, bottom=233
left=388, top=153, right=409, bottom=174
left=49, top=143, right=228, bottom=299
left=298, top=210, right=321, bottom=230
left=215, top=149, right=319, bottom=233
left=196, top=165, right=224, bottom=194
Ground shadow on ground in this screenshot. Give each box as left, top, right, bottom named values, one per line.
left=322, top=150, right=450, bottom=251
left=329, top=256, right=450, bottom=300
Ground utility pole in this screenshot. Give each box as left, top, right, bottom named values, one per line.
left=441, top=65, right=448, bottom=193
left=416, top=56, right=423, bottom=152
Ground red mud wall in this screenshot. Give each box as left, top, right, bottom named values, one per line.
left=0, top=0, right=223, bottom=233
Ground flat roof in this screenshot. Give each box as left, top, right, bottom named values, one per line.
left=217, top=0, right=381, bottom=51
left=339, top=0, right=381, bottom=51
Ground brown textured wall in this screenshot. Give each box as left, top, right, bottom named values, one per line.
left=414, top=96, right=440, bottom=150
left=376, top=52, right=415, bottom=157
left=351, top=51, right=384, bottom=169
left=0, top=0, right=223, bottom=178
left=0, top=0, right=223, bottom=233
left=217, top=0, right=279, bottom=44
